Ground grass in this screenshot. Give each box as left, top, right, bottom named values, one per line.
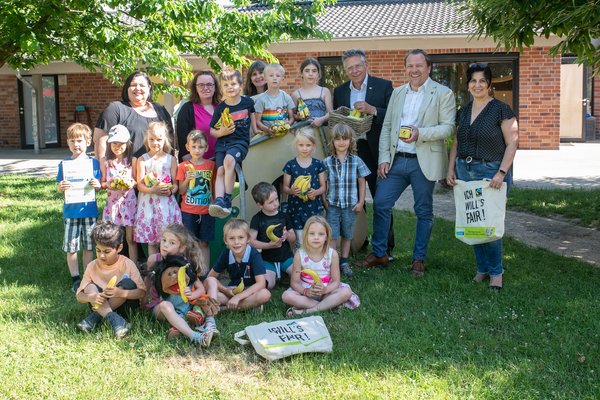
left=1, top=174, right=600, bottom=399
left=509, top=187, right=600, bottom=228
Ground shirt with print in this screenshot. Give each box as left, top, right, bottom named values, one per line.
left=212, top=245, right=266, bottom=287
left=253, top=90, right=295, bottom=128
left=210, top=96, right=255, bottom=150
left=176, top=159, right=216, bottom=215
left=323, top=154, right=371, bottom=208
left=56, top=155, right=102, bottom=218
left=250, top=210, right=293, bottom=263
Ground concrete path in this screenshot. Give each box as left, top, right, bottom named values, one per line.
left=1, top=143, right=599, bottom=265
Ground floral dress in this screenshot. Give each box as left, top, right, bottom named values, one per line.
left=102, top=158, right=137, bottom=226
left=134, top=153, right=182, bottom=243
left=283, top=157, right=326, bottom=230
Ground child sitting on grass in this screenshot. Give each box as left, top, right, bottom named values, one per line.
left=76, top=221, right=146, bottom=338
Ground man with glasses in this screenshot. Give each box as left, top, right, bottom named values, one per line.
left=333, top=49, right=395, bottom=267
left=360, top=49, right=455, bottom=275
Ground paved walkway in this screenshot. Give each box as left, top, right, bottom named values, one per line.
left=1, top=143, right=600, bottom=265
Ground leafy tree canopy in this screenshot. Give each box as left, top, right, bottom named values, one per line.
left=456, top=0, right=600, bottom=73
left=0, top=0, right=334, bottom=93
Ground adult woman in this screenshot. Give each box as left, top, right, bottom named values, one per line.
left=94, top=71, right=174, bottom=159
left=243, top=61, right=267, bottom=98
left=176, top=71, right=221, bottom=160
left=446, top=63, right=519, bottom=289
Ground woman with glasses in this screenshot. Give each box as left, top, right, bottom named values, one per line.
left=446, top=63, right=519, bottom=289
left=176, top=71, right=222, bottom=161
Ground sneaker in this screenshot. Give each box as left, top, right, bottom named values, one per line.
left=387, top=251, right=394, bottom=262
left=107, top=313, right=131, bottom=338
left=77, top=312, right=102, bottom=333
left=340, top=262, right=353, bottom=277
left=208, top=197, right=231, bottom=219
left=71, top=278, right=81, bottom=293
left=185, top=308, right=206, bottom=327
left=190, top=331, right=213, bottom=347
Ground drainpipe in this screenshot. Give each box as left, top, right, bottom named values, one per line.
left=15, top=70, right=40, bottom=155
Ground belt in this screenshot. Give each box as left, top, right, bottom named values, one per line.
left=395, top=151, right=417, bottom=159
left=459, top=156, right=489, bottom=163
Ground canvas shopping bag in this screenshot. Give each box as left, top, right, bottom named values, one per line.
left=234, top=315, right=333, bottom=361
left=453, top=179, right=507, bottom=245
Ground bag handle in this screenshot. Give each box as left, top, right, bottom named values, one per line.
left=234, top=330, right=249, bottom=345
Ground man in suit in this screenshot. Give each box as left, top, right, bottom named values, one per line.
left=333, top=49, right=395, bottom=270
left=360, top=49, right=456, bottom=275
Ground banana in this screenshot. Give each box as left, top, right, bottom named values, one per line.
left=266, top=223, right=282, bottom=242
left=292, top=175, right=312, bottom=201
left=93, top=275, right=117, bottom=309
left=297, top=99, right=310, bottom=120
left=348, top=108, right=363, bottom=120
left=232, top=280, right=244, bottom=295
left=302, top=268, right=322, bottom=284
left=178, top=266, right=188, bottom=303
left=215, top=107, right=233, bottom=129
left=272, top=120, right=290, bottom=137
left=186, top=164, right=196, bottom=189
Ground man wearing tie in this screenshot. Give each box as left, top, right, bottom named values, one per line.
left=360, top=49, right=456, bottom=275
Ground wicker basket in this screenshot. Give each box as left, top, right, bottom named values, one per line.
left=328, top=106, right=373, bottom=139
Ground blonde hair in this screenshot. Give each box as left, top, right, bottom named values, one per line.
left=186, top=130, right=208, bottom=146
left=328, top=123, right=357, bottom=155
left=302, top=216, right=331, bottom=257
left=294, top=127, right=317, bottom=146
left=264, top=63, right=286, bottom=76
left=144, top=121, right=172, bottom=153
left=162, top=224, right=206, bottom=276
left=67, top=123, right=92, bottom=142
left=219, top=67, right=243, bottom=85
left=223, top=218, right=250, bottom=240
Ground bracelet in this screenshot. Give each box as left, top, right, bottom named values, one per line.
left=498, top=169, right=507, bottom=175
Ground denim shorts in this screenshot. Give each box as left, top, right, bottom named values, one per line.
left=181, top=211, right=215, bottom=242
left=326, top=205, right=357, bottom=240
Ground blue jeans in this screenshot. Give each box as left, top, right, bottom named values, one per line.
left=455, top=158, right=511, bottom=277
left=372, top=155, right=435, bottom=260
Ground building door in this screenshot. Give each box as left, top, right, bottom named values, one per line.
left=17, top=75, right=60, bottom=148
left=560, top=59, right=584, bottom=140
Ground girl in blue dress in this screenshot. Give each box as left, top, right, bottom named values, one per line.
left=292, top=58, right=332, bottom=128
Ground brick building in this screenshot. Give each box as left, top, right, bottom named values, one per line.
left=0, top=0, right=597, bottom=150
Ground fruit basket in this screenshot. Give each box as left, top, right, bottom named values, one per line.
left=328, top=106, right=373, bottom=139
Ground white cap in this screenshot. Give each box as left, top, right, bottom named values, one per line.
left=107, top=125, right=130, bottom=143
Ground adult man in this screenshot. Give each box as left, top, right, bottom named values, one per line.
left=333, top=49, right=395, bottom=263
left=360, top=49, right=456, bottom=275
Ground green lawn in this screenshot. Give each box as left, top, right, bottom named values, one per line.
left=1, top=175, right=599, bottom=399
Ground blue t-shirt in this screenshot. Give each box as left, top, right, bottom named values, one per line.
left=210, top=96, right=255, bottom=150
left=212, top=245, right=266, bottom=287
left=56, top=155, right=102, bottom=218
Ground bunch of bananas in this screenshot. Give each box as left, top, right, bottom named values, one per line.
left=186, top=164, right=196, bottom=189
left=271, top=120, right=291, bottom=137
left=143, top=172, right=174, bottom=190
left=297, top=98, right=310, bottom=120
left=214, top=107, right=233, bottom=128
left=109, top=177, right=133, bottom=190
left=348, top=108, right=364, bottom=120
left=266, top=223, right=282, bottom=242
left=293, top=175, right=312, bottom=201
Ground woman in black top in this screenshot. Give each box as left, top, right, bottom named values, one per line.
left=446, top=63, right=519, bottom=289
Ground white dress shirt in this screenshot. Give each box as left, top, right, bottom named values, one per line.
left=396, top=77, right=431, bottom=153
left=349, top=74, right=369, bottom=109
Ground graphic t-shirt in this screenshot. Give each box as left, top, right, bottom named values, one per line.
left=210, top=96, right=255, bottom=149
left=176, top=159, right=216, bottom=215
left=253, top=90, right=295, bottom=127
left=250, top=211, right=293, bottom=263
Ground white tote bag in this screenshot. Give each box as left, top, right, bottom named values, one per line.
left=453, top=179, right=507, bottom=245
left=234, top=316, right=333, bottom=361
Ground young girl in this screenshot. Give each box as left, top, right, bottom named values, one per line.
left=144, top=224, right=219, bottom=339
left=291, top=58, right=332, bottom=128
left=323, top=124, right=370, bottom=277
left=204, top=219, right=271, bottom=311
left=282, top=216, right=360, bottom=316
left=282, top=127, right=327, bottom=243
left=134, top=121, right=182, bottom=256
left=100, top=124, right=138, bottom=265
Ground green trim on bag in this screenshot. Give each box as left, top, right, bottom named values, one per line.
left=455, top=226, right=496, bottom=239
left=261, top=335, right=330, bottom=349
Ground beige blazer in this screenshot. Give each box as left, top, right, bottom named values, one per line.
left=378, top=79, right=456, bottom=181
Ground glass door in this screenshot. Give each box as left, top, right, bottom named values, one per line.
left=18, top=75, right=60, bottom=148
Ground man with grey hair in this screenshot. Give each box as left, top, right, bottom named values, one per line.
left=333, top=48, right=395, bottom=274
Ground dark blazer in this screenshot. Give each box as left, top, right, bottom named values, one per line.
left=333, top=75, right=394, bottom=158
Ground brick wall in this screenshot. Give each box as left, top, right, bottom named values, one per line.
left=0, top=77, right=21, bottom=147
left=594, top=74, right=600, bottom=139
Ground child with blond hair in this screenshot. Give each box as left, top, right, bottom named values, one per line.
left=254, top=62, right=296, bottom=135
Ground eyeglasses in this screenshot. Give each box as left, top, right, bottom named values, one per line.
left=469, top=63, right=489, bottom=68
left=195, top=83, right=215, bottom=89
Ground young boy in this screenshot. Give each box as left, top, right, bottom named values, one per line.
left=76, top=221, right=146, bottom=338
left=254, top=63, right=296, bottom=134
left=249, top=182, right=296, bottom=289
left=176, top=130, right=216, bottom=264
left=323, top=124, right=370, bottom=277
left=203, top=219, right=271, bottom=311
left=57, top=123, right=102, bottom=292
left=208, top=68, right=256, bottom=218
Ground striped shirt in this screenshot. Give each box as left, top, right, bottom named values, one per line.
left=323, top=154, right=371, bottom=208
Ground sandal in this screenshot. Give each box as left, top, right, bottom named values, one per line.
left=473, top=273, right=489, bottom=282
left=489, top=275, right=503, bottom=290
left=286, top=307, right=305, bottom=318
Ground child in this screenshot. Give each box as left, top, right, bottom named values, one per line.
left=208, top=68, right=256, bottom=218
left=100, top=124, right=138, bottom=265
left=254, top=63, right=296, bottom=135
left=291, top=58, right=333, bottom=128
left=282, top=127, right=327, bottom=243
left=134, top=121, right=182, bottom=256
left=204, top=219, right=271, bottom=311
left=323, top=124, right=370, bottom=276
left=57, top=123, right=102, bottom=293
left=76, top=221, right=146, bottom=338
left=151, top=255, right=214, bottom=347
left=282, top=216, right=360, bottom=316
left=249, top=182, right=296, bottom=289
left=176, top=130, right=216, bottom=265
left=144, top=223, right=219, bottom=336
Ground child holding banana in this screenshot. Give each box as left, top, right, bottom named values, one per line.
left=176, top=130, right=216, bottom=265
left=254, top=63, right=296, bottom=136
left=249, top=182, right=296, bottom=289
left=292, top=58, right=332, bottom=128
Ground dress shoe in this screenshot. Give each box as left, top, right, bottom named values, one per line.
left=360, top=252, right=389, bottom=268
left=411, top=260, right=425, bottom=276
left=489, top=275, right=503, bottom=289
